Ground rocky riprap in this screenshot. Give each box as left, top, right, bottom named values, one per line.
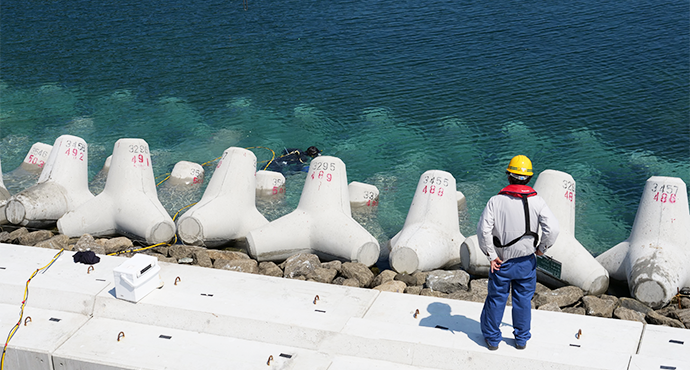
left=2, top=227, right=689, bottom=330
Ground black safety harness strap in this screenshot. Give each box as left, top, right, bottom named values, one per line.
left=493, top=186, right=540, bottom=249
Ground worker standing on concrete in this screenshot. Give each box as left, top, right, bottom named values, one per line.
left=477, top=155, right=560, bottom=351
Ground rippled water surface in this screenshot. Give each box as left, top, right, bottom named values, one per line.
left=1, top=0, right=688, bottom=256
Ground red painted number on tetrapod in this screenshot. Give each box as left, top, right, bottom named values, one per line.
left=64, top=148, right=84, bottom=161
left=366, top=199, right=379, bottom=206
left=653, top=192, right=676, bottom=204
left=271, top=186, right=285, bottom=195
left=310, top=171, right=333, bottom=182
left=27, top=155, right=46, bottom=168
left=422, top=185, right=445, bottom=197
left=564, top=191, right=574, bottom=202
left=131, top=154, right=150, bottom=167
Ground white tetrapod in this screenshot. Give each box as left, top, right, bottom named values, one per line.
left=17, top=142, right=53, bottom=175
left=596, top=176, right=690, bottom=308
left=165, top=160, right=204, bottom=187
left=0, top=158, right=11, bottom=202
left=157, top=160, right=205, bottom=217
left=532, top=170, right=609, bottom=295
left=4, top=135, right=93, bottom=227
left=348, top=181, right=379, bottom=210
left=457, top=191, right=467, bottom=213
left=255, top=170, right=286, bottom=199
left=1, top=142, right=53, bottom=198
left=57, top=138, right=176, bottom=245
left=460, top=235, right=488, bottom=276
left=176, top=147, right=268, bottom=246
left=246, top=156, right=380, bottom=266
left=0, top=159, right=9, bottom=225
left=389, top=170, right=464, bottom=273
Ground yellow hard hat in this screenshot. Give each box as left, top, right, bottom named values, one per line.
left=506, top=155, right=533, bottom=176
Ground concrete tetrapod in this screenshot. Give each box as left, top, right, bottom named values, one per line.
left=176, top=147, right=268, bottom=247
left=0, top=158, right=10, bottom=202
left=389, top=170, right=464, bottom=273
left=348, top=181, right=379, bottom=211
left=10, top=141, right=53, bottom=176
left=157, top=160, right=205, bottom=218
left=596, top=176, right=690, bottom=309
left=461, top=170, right=610, bottom=296
left=1, top=142, right=54, bottom=225
left=246, top=156, right=380, bottom=266
left=255, top=170, right=286, bottom=199
left=58, top=138, right=175, bottom=245
left=532, top=170, right=609, bottom=294
left=0, top=159, right=10, bottom=225
left=5, top=135, right=93, bottom=227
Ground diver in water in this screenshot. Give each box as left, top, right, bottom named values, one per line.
left=266, top=146, right=321, bottom=174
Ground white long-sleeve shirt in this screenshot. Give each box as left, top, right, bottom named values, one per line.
left=477, top=189, right=560, bottom=263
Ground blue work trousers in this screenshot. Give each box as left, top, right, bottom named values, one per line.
left=480, top=254, right=537, bottom=347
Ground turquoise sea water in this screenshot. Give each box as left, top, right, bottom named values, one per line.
left=1, top=0, right=688, bottom=257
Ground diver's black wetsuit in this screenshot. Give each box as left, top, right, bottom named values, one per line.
left=266, top=146, right=320, bottom=175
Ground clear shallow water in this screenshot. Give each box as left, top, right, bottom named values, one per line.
left=1, top=0, right=688, bottom=256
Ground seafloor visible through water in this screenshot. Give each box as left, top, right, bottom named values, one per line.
left=1, top=0, right=688, bottom=258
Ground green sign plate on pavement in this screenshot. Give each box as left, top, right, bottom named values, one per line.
left=537, top=255, right=562, bottom=280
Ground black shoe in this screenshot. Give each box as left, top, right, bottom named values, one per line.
left=516, top=343, right=526, bottom=350
left=485, top=339, right=498, bottom=351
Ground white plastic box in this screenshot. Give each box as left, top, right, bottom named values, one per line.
left=113, top=254, right=163, bottom=302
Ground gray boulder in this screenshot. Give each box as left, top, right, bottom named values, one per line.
left=258, top=261, right=283, bottom=277
left=646, top=311, right=685, bottom=328
left=534, top=286, right=584, bottom=308
left=671, top=309, right=690, bottom=329
left=193, top=249, right=214, bottom=268
left=394, top=273, right=417, bottom=286
left=425, top=270, right=470, bottom=294
left=282, top=253, right=321, bottom=279
left=619, top=297, right=653, bottom=315
left=0, top=231, right=10, bottom=243
left=169, top=244, right=198, bottom=260
left=321, top=260, right=342, bottom=273
left=372, top=269, right=397, bottom=287
left=373, top=280, right=406, bottom=293
left=74, top=234, right=105, bottom=255
left=8, top=227, right=29, bottom=243
left=19, top=230, right=53, bottom=246
left=104, top=237, right=134, bottom=255
left=613, top=307, right=646, bottom=323
left=562, top=306, right=586, bottom=315
left=215, top=259, right=259, bottom=274
left=404, top=286, right=423, bottom=295
left=341, top=262, right=374, bottom=288
left=34, top=234, right=70, bottom=250
left=538, top=302, right=562, bottom=312
left=582, top=295, right=617, bottom=318
left=308, top=267, right=338, bottom=284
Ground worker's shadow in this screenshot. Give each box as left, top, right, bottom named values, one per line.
left=418, top=302, right=485, bottom=346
